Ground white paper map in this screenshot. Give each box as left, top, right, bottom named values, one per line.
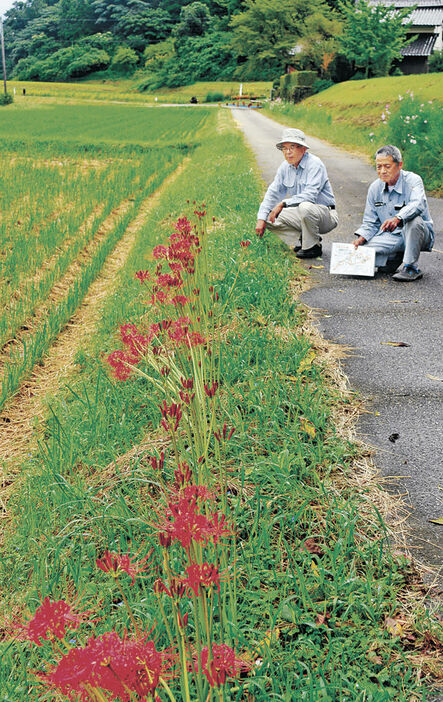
left=330, top=243, right=376, bottom=277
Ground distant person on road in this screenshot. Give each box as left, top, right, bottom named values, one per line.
left=353, top=145, right=434, bottom=281
left=255, top=128, right=338, bottom=259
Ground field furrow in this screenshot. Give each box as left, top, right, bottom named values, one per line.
left=0, top=159, right=189, bottom=490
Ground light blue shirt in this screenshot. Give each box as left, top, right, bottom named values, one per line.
left=355, top=170, right=434, bottom=248
left=257, top=152, right=336, bottom=221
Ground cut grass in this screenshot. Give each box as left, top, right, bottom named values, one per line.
left=0, top=108, right=441, bottom=700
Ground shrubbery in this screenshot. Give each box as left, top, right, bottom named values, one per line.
left=0, top=93, right=13, bottom=105
left=14, top=46, right=111, bottom=81
left=384, top=93, right=442, bottom=191
left=428, top=49, right=443, bottom=73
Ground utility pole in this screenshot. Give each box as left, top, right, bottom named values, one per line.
left=1, top=18, right=7, bottom=96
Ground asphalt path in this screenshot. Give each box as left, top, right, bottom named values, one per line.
left=231, top=107, right=442, bottom=575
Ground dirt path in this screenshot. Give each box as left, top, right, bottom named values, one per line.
left=0, top=162, right=188, bottom=513
left=231, top=107, right=443, bottom=577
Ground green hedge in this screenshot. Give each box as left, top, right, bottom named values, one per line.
left=279, top=71, right=317, bottom=102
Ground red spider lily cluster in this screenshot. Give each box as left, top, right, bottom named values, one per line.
left=19, top=209, right=254, bottom=701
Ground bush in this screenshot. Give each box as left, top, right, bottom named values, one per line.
left=204, top=91, right=226, bottom=102
left=111, top=46, right=139, bottom=74
left=385, top=94, right=443, bottom=191
left=428, top=49, right=443, bottom=73
left=0, top=93, right=13, bottom=105
left=279, top=71, right=317, bottom=102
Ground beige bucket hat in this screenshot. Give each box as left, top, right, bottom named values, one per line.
left=276, top=128, right=309, bottom=150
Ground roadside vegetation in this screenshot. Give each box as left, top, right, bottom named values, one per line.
left=0, top=102, right=441, bottom=700
left=265, top=73, right=443, bottom=192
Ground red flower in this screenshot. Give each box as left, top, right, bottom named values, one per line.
left=199, top=643, right=250, bottom=688
left=40, top=631, right=174, bottom=700
left=135, top=270, right=150, bottom=284
left=240, top=240, right=251, bottom=248
left=181, top=563, right=220, bottom=597
left=107, top=349, right=135, bottom=381
left=159, top=401, right=183, bottom=432
left=173, top=462, right=193, bottom=487
left=172, top=295, right=189, bottom=307
left=156, top=497, right=209, bottom=550
left=214, top=423, right=235, bottom=443
left=22, top=597, right=84, bottom=646
left=204, top=381, right=218, bottom=398
left=180, top=377, right=194, bottom=390
left=96, top=550, right=153, bottom=586
left=149, top=452, right=165, bottom=471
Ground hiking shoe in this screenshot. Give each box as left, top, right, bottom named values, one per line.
left=392, top=265, right=423, bottom=282
left=296, top=244, right=322, bottom=259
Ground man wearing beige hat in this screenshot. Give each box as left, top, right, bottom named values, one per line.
left=256, top=128, right=338, bottom=258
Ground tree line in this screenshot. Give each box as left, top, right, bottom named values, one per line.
left=2, top=0, right=413, bottom=88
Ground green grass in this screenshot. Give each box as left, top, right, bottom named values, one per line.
left=0, top=108, right=440, bottom=700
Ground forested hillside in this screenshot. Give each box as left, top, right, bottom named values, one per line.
left=2, top=0, right=415, bottom=88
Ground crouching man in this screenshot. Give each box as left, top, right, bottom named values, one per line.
left=353, top=145, right=434, bottom=281
left=255, top=128, right=338, bottom=259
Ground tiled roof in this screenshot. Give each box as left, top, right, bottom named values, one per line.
left=372, top=0, right=442, bottom=7
left=407, top=7, right=443, bottom=23
left=401, top=32, right=438, bottom=55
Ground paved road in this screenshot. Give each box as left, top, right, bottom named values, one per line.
left=232, top=107, right=443, bottom=575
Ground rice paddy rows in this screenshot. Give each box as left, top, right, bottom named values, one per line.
left=0, top=104, right=215, bottom=412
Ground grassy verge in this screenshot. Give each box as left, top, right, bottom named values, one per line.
left=264, top=74, right=443, bottom=192
left=0, top=110, right=441, bottom=700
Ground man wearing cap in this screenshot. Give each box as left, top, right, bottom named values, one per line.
left=255, top=128, right=338, bottom=258
left=353, top=144, right=434, bottom=281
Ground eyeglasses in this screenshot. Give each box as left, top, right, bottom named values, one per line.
left=281, top=144, right=301, bottom=153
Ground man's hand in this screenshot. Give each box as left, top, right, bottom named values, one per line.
left=381, top=216, right=401, bottom=232
left=268, top=202, right=284, bottom=224
left=255, top=219, right=267, bottom=238
left=353, top=235, right=366, bottom=249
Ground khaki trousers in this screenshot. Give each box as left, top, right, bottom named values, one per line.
left=266, top=202, right=339, bottom=249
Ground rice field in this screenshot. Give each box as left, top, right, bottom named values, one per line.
left=0, top=104, right=215, bottom=410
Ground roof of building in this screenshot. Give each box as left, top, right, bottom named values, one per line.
left=407, top=7, right=443, bottom=23
left=374, top=0, right=442, bottom=6
left=401, top=32, right=438, bottom=55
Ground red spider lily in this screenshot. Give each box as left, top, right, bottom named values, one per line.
left=160, top=365, right=170, bottom=376
left=135, top=270, right=150, bottom=284
left=181, top=563, right=221, bottom=597
left=158, top=532, right=172, bottom=548
left=193, top=210, right=206, bottom=219
left=199, top=643, right=251, bottom=688
left=206, top=511, right=235, bottom=545
left=159, top=401, right=183, bottom=433
left=39, top=631, right=176, bottom=700
left=119, top=323, right=152, bottom=357
left=149, top=452, right=165, bottom=472
left=20, top=597, right=85, bottom=646
left=173, top=462, right=193, bottom=488
left=204, top=381, right=218, bottom=398
left=156, top=497, right=210, bottom=550
left=179, top=390, right=195, bottom=405
left=214, top=423, right=235, bottom=443
left=168, top=261, right=183, bottom=274
left=240, top=240, right=251, bottom=248
left=172, top=295, right=189, bottom=307
left=167, top=317, right=191, bottom=344
left=107, top=349, right=135, bottom=381
left=156, top=273, right=183, bottom=290
left=155, top=494, right=232, bottom=550
left=186, top=331, right=206, bottom=348
left=96, top=550, right=153, bottom=586
left=180, top=377, right=194, bottom=390
left=153, top=244, right=168, bottom=260
left=175, top=216, right=193, bottom=235
left=153, top=578, right=187, bottom=600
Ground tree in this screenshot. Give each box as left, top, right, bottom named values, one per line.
left=338, top=0, right=412, bottom=78
left=291, top=10, right=342, bottom=74
left=230, top=0, right=331, bottom=79
left=111, top=45, right=139, bottom=72
left=173, top=2, right=211, bottom=37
